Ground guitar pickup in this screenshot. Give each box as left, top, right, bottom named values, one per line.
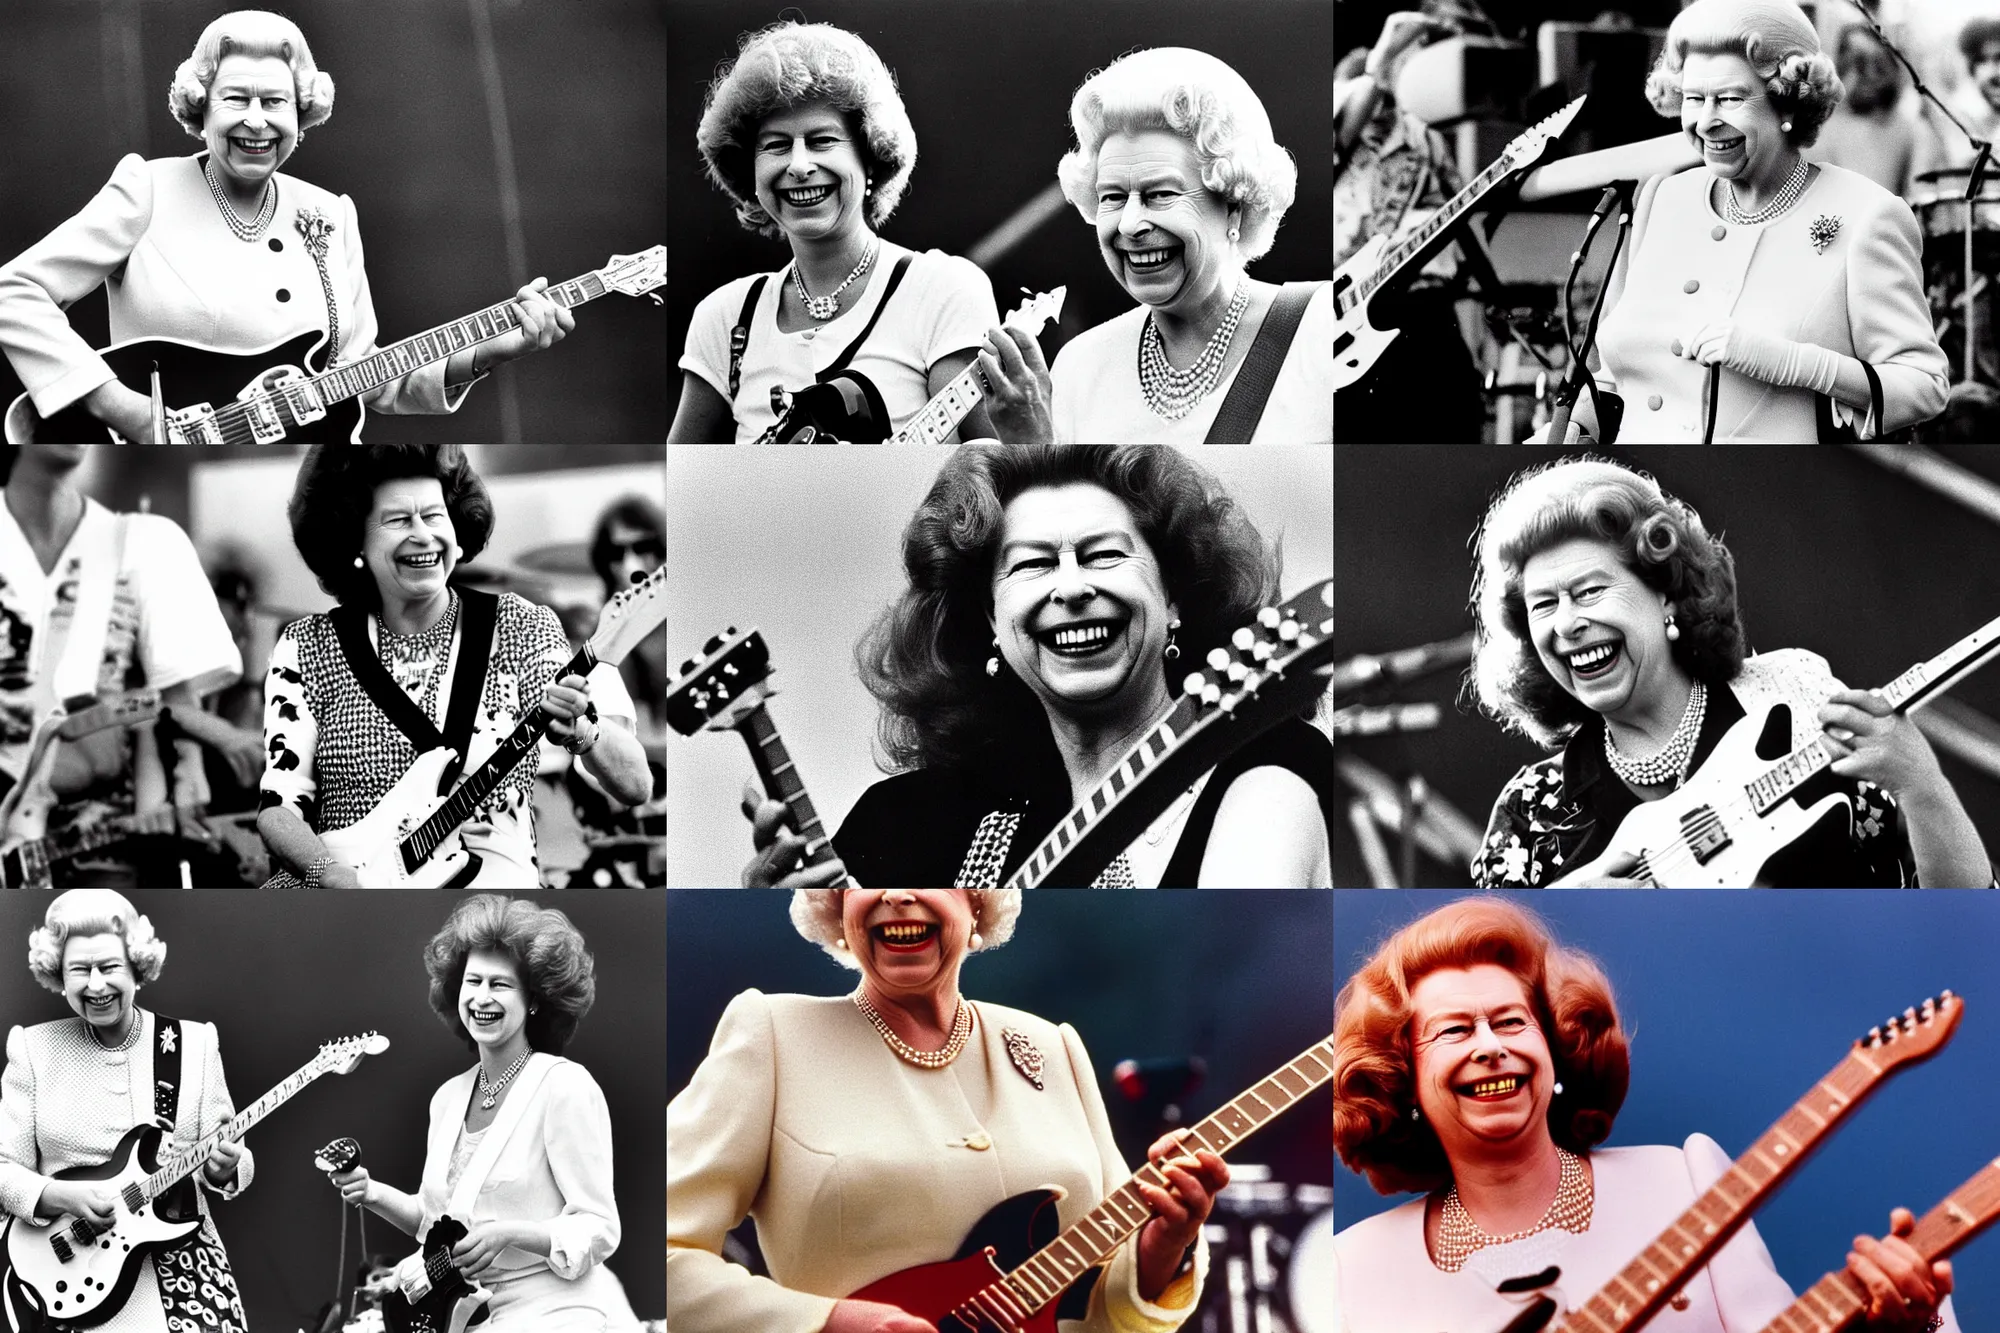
left=166, top=403, right=221, bottom=445
left=1679, top=805, right=1732, bottom=864
left=268, top=366, right=327, bottom=426
left=236, top=384, right=287, bottom=444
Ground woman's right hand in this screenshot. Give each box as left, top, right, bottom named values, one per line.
left=81, top=381, right=156, bottom=443
left=1548, top=847, right=1649, bottom=888
left=975, top=326, right=1054, bottom=446
left=43, top=1180, right=118, bottom=1225
left=822, top=1299, right=938, bottom=1333
left=329, top=1165, right=374, bottom=1209
left=741, top=781, right=850, bottom=887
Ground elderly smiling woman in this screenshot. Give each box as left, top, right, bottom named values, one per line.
left=668, top=888, right=1225, bottom=1333
left=982, top=48, right=1331, bottom=444
left=1466, top=458, right=1990, bottom=887
left=1538, top=0, right=1947, bottom=443
left=1333, top=896, right=1958, bottom=1331
left=671, top=21, right=1002, bottom=444
left=0, top=9, right=569, bottom=443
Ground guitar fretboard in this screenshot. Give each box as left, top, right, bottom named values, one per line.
left=965, top=1038, right=1334, bottom=1326
left=400, top=645, right=599, bottom=874
left=1759, top=1159, right=2000, bottom=1333
left=1342, top=153, right=1515, bottom=315
left=147, top=1053, right=330, bottom=1200
left=1554, top=1043, right=1892, bottom=1333
left=737, top=704, right=852, bottom=885
left=891, top=363, right=987, bottom=445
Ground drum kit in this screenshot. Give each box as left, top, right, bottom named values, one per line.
left=1198, top=1165, right=1333, bottom=1333
left=1910, top=165, right=2000, bottom=384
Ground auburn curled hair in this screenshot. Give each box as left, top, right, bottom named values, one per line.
left=1469, top=458, right=1746, bottom=750
left=1334, top=897, right=1629, bottom=1196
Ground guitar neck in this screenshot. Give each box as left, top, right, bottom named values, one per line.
left=890, top=361, right=987, bottom=445
left=308, top=269, right=610, bottom=408
left=1350, top=153, right=1515, bottom=308
left=396, top=645, right=598, bottom=875
left=1554, top=1042, right=1902, bottom=1333
left=145, top=1054, right=327, bottom=1200
left=981, top=1037, right=1334, bottom=1321
left=734, top=703, right=852, bottom=885
left=1761, top=1159, right=2000, bottom=1333
left=42, top=805, right=189, bottom=865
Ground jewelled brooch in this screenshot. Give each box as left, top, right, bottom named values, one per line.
left=294, top=205, right=335, bottom=260
left=1001, top=1027, right=1045, bottom=1090
left=1808, top=214, right=1842, bottom=255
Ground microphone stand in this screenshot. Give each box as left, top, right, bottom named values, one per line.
left=1545, top=180, right=1634, bottom=444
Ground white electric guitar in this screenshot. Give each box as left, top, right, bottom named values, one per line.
left=286, top=567, right=666, bottom=887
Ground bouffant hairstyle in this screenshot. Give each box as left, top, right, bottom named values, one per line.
left=288, top=444, right=494, bottom=612
left=1643, top=0, right=1843, bottom=148
left=1056, top=48, right=1298, bottom=262
left=697, top=22, right=918, bottom=240
left=1335, top=897, right=1629, bottom=1196
left=424, top=895, right=596, bottom=1056
left=589, top=495, right=664, bottom=596
left=1469, top=458, right=1746, bottom=751
left=168, top=10, right=335, bottom=139
left=857, top=444, right=1278, bottom=777
left=790, top=889, right=1022, bottom=970
left=28, top=890, right=166, bottom=995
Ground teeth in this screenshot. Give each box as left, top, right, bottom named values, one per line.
left=400, top=552, right=440, bottom=567
left=1567, top=644, right=1614, bottom=669
left=1127, top=248, right=1175, bottom=269
left=1051, top=625, right=1111, bottom=650
left=1467, top=1076, right=1522, bottom=1097
left=784, top=185, right=833, bottom=205
left=878, top=922, right=931, bottom=942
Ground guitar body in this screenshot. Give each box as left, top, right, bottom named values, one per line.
left=3, top=1123, right=200, bottom=1329
left=380, top=1218, right=491, bottom=1333
left=5, top=331, right=364, bottom=444
left=1604, top=703, right=1852, bottom=887
left=1332, top=234, right=1402, bottom=391
left=318, top=749, right=487, bottom=889
left=764, top=371, right=889, bottom=443
left=849, top=1190, right=1074, bottom=1333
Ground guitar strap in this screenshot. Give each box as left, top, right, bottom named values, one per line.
left=822, top=254, right=915, bottom=377
left=728, top=277, right=769, bottom=400
left=431, top=1054, right=561, bottom=1237
left=1203, top=282, right=1321, bottom=443
left=148, top=1015, right=250, bottom=1333
left=329, top=590, right=498, bottom=789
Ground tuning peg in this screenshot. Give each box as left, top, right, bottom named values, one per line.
left=703, top=635, right=723, bottom=653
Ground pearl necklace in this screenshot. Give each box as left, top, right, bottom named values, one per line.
left=853, top=991, right=972, bottom=1069
left=793, top=241, right=877, bottom=322
left=377, top=591, right=459, bottom=711
left=86, top=1010, right=142, bottom=1053
left=1722, top=156, right=1809, bottom=226
left=1137, top=280, right=1252, bottom=420
left=203, top=158, right=278, bottom=243
left=1433, top=1148, right=1592, bottom=1273
left=477, top=1048, right=533, bottom=1110
left=1603, top=679, right=1707, bottom=789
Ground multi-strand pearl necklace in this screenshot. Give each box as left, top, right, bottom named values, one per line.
left=1603, top=679, right=1708, bottom=789
left=793, top=241, right=877, bottom=322
left=477, top=1048, right=532, bottom=1110
left=377, top=592, right=459, bottom=712
left=1433, top=1147, right=1592, bottom=1272
left=853, top=990, right=972, bottom=1069
left=1137, top=280, right=1252, bottom=420
left=1722, top=156, right=1809, bottom=226
left=204, top=159, right=278, bottom=243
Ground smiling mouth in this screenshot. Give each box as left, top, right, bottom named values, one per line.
left=783, top=184, right=834, bottom=207
left=1704, top=137, right=1743, bottom=152
left=232, top=137, right=276, bottom=155
left=872, top=921, right=938, bottom=952
left=1037, top=620, right=1124, bottom=658
left=85, top=996, right=117, bottom=1011
left=467, top=1009, right=504, bottom=1027
left=1125, top=246, right=1180, bottom=272
left=1566, top=642, right=1620, bottom=680
left=1458, top=1075, right=1525, bottom=1100
left=397, top=551, right=442, bottom=569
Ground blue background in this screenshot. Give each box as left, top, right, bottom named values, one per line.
left=1334, top=890, right=2000, bottom=1327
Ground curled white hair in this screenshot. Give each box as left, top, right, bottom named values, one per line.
left=28, top=890, right=166, bottom=995
left=789, top=890, right=1021, bottom=970
left=1056, top=47, right=1298, bottom=262
left=168, top=10, right=335, bottom=140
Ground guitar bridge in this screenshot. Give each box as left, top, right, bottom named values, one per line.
left=1679, top=805, right=1732, bottom=864
left=236, top=383, right=287, bottom=444
left=269, top=366, right=327, bottom=426
left=166, top=403, right=221, bottom=445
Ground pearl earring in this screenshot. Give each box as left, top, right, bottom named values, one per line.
left=1410, top=1105, right=1422, bottom=1122
left=1227, top=226, right=1239, bottom=242
left=970, top=931, right=985, bottom=950
left=834, top=935, right=849, bottom=951
left=1163, top=617, right=1182, bottom=662
left=1781, top=120, right=1793, bottom=132
left=986, top=637, right=1002, bottom=678
left=1664, top=610, right=1680, bottom=642
left=352, top=556, right=364, bottom=570
left=1553, top=1081, right=1564, bottom=1096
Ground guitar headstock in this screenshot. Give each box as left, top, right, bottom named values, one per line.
left=600, top=246, right=667, bottom=302
left=666, top=627, right=775, bottom=736
left=1003, top=287, right=1067, bottom=340
left=319, top=1030, right=390, bottom=1077
left=587, top=564, right=667, bottom=666
left=313, top=1136, right=362, bottom=1174
left=1858, top=991, right=1961, bottom=1069
left=1500, top=94, right=1586, bottom=173
left=1180, top=578, right=1334, bottom=717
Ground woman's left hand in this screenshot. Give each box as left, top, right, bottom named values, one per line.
left=202, top=1138, right=244, bottom=1188
left=1848, top=1207, right=1950, bottom=1331
left=1681, top=319, right=1835, bottom=393
left=450, top=1220, right=525, bottom=1282
left=1133, top=1130, right=1229, bottom=1296
left=976, top=325, right=1055, bottom=445
left=477, top=278, right=576, bottom=370
left=545, top=674, right=596, bottom=749
left=1820, top=688, right=1947, bottom=802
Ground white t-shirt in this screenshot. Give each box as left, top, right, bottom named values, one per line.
left=0, top=497, right=238, bottom=808
left=679, top=245, right=999, bottom=442
left=1050, top=283, right=1333, bottom=443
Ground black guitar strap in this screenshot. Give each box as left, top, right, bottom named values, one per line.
left=330, top=590, right=498, bottom=789
left=823, top=254, right=915, bottom=377
left=153, top=1014, right=183, bottom=1128
left=1204, top=281, right=1320, bottom=443
left=728, top=276, right=769, bottom=400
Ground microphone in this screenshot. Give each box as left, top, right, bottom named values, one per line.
left=1332, top=633, right=1476, bottom=697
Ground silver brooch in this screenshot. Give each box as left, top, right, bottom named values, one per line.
left=1808, top=213, right=1842, bottom=254
left=1001, top=1027, right=1045, bottom=1090
left=294, top=205, right=336, bottom=260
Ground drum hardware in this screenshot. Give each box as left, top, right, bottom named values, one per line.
left=1198, top=1167, right=1332, bottom=1333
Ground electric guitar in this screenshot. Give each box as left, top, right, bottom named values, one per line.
left=273, top=565, right=667, bottom=887
left=1335, top=96, right=1583, bottom=392
left=1756, top=1154, right=2000, bottom=1333
left=1604, top=614, right=2000, bottom=886
left=1509, top=993, right=1961, bottom=1333
left=849, top=1032, right=1335, bottom=1331
left=757, top=287, right=1066, bottom=444
left=0, top=803, right=265, bottom=890
left=1, top=1032, right=389, bottom=1330
left=665, top=578, right=1332, bottom=887
left=0, top=689, right=166, bottom=848
left=4, top=248, right=666, bottom=444
left=380, top=1215, right=491, bottom=1333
